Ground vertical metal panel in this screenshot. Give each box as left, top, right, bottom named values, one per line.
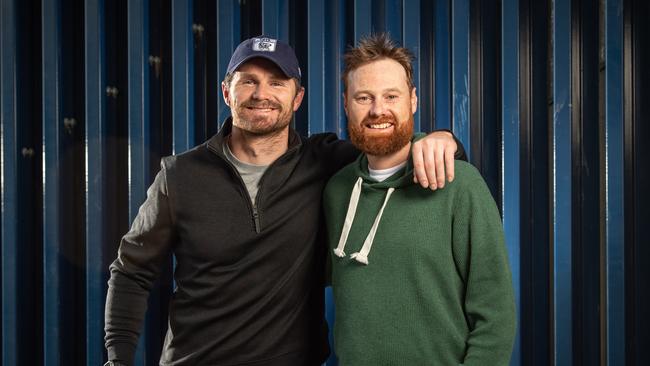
left=382, top=0, right=402, bottom=40
left=216, top=0, right=240, bottom=126
left=336, top=0, right=346, bottom=135
left=451, top=0, right=471, bottom=159
left=501, top=0, right=520, bottom=364
left=0, top=0, right=19, bottom=363
left=324, top=286, right=337, bottom=366
left=84, top=0, right=107, bottom=363
left=262, top=0, right=288, bottom=40
left=323, top=0, right=346, bottom=136
left=354, top=0, right=371, bottom=41
left=469, top=0, right=501, bottom=199
left=551, top=0, right=573, bottom=364
left=418, top=1, right=433, bottom=133
left=128, top=0, right=151, bottom=209
left=322, top=3, right=346, bottom=360
left=627, top=2, right=650, bottom=364
left=571, top=1, right=601, bottom=362
left=604, top=0, right=625, bottom=363
left=127, top=0, right=151, bottom=363
left=434, top=0, right=451, bottom=130
left=172, top=0, right=195, bottom=153
left=193, top=0, right=216, bottom=143
left=307, top=0, right=325, bottom=134
left=42, top=0, right=62, bottom=363
left=402, top=0, right=420, bottom=131
left=518, top=0, right=551, bottom=364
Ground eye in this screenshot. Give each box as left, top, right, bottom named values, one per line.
left=240, top=79, right=256, bottom=85
left=270, top=80, right=286, bottom=87
left=355, top=95, right=372, bottom=104
left=385, top=94, right=399, bottom=102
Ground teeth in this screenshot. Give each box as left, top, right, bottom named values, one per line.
left=368, top=123, right=392, bottom=129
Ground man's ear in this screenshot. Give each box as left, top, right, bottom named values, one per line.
left=342, top=92, right=349, bottom=116
left=292, top=86, right=306, bottom=111
left=410, top=87, right=418, bottom=115
left=221, top=82, right=231, bottom=106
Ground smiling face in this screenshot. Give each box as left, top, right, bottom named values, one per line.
left=222, top=58, right=304, bottom=135
left=344, top=58, right=417, bottom=156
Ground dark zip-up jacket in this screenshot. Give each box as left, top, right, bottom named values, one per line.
left=105, top=119, right=358, bottom=365
left=105, top=118, right=467, bottom=365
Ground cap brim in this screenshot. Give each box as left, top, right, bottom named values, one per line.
left=229, top=54, right=297, bottom=80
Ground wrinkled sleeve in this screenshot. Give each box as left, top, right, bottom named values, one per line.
left=308, top=129, right=467, bottom=177
left=452, top=172, right=517, bottom=366
left=104, top=160, right=176, bottom=364
left=308, top=133, right=360, bottom=176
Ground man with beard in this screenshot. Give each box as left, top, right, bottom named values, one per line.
left=324, top=34, right=516, bottom=366
left=103, top=36, right=466, bottom=366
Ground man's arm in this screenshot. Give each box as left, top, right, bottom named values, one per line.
left=411, top=129, right=467, bottom=190
left=310, top=129, right=467, bottom=189
left=105, top=162, right=176, bottom=365
left=452, top=169, right=516, bottom=366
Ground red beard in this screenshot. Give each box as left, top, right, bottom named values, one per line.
left=348, top=114, right=413, bottom=156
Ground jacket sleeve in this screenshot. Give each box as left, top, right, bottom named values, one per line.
left=308, top=129, right=468, bottom=176
left=307, top=133, right=360, bottom=176
left=104, top=160, right=176, bottom=364
left=452, top=171, right=516, bottom=366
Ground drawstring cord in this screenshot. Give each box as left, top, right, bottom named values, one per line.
left=333, top=177, right=395, bottom=265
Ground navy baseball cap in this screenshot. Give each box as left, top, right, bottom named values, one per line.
left=226, top=36, right=301, bottom=81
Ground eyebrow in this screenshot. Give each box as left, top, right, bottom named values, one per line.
left=353, top=87, right=403, bottom=95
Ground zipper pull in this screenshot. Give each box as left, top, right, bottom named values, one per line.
left=253, top=207, right=261, bottom=233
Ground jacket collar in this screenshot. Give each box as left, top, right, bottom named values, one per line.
left=206, top=117, right=302, bottom=156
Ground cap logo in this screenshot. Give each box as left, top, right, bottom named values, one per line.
left=252, top=38, right=277, bottom=52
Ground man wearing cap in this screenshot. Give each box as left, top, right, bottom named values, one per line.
left=103, top=36, right=466, bottom=366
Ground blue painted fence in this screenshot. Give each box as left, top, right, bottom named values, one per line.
left=0, top=0, right=647, bottom=364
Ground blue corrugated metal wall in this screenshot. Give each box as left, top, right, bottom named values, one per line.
left=1, top=0, right=649, bottom=364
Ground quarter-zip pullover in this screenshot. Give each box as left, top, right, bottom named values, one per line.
left=105, top=118, right=358, bottom=365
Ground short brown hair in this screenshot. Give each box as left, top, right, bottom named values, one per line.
left=342, top=33, right=415, bottom=93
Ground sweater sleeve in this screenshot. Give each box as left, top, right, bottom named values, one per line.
left=452, top=170, right=516, bottom=366
left=104, top=160, right=176, bottom=364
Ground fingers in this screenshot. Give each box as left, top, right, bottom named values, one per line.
left=412, top=140, right=439, bottom=190
left=424, top=144, right=439, bottom=190
left=412, top=143, right=431, bottom=188
left=434, top=145, right=446, bottom=188
left=411, top=131, right=458, bottom=191
left=445, top=146, right=455, bottom=182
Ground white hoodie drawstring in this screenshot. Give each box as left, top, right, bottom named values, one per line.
left=350, top=188, right=394, bottom=265
left=333, top=177, right=364, bottom=258
left=333, top=177, right=395, bottom=265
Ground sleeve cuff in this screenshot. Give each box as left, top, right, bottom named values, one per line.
left=107, top=342, right=136, bottom=365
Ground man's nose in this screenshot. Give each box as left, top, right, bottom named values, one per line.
left=369, top=99, right=386, bottom=117
left=252, top=83, right=271, bottom=100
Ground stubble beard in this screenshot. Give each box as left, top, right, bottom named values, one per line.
left=233, top=98, right=294, bottom=136
left=348, top=114, right=414, bottom=156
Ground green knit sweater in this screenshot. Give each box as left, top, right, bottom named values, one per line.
left=323, top=139, right=516, bottom=366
